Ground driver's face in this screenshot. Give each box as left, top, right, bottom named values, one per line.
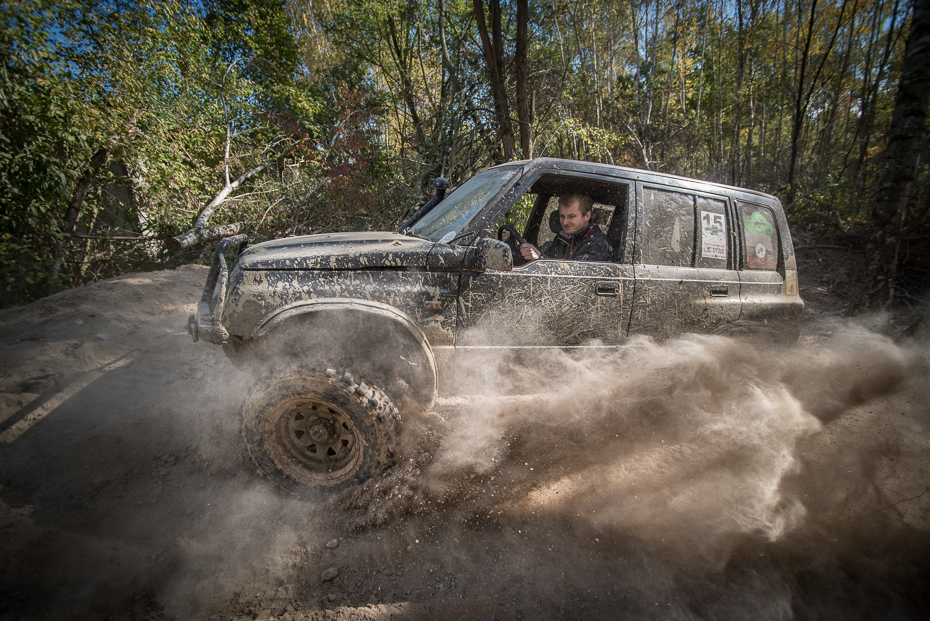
left=559, top=199, right=591, bottom=236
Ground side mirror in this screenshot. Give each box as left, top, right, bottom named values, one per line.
left=473, top=237, right=513, bottom=272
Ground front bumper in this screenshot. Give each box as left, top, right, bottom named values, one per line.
left=188, top=235, right=249, bottom=344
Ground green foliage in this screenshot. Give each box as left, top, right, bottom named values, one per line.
left=501, top=193, right=536, bottom=230
left=0, top=0, right=356, bottom=307
left=2, top=0, right=927, bottom=307
left=0, top=0, right=85, bottom=305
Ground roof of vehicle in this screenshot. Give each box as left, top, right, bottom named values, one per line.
left=505, top=157, right=782, bottom=205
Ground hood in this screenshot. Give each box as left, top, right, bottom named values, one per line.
left=235, top=232, right=437, bottom=270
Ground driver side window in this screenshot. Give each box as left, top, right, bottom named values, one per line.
left=493, top=192, right=537, bottom=232
left=537, top=197, right=617, bottom=250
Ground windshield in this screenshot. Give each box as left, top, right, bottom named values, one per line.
left=410, top=166, right=519, bottom=242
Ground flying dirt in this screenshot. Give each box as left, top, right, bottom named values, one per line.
left=1, top=257, right=929, bottom=620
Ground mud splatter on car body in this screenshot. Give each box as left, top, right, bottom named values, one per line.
left=188, top=157, right=804, bottom=491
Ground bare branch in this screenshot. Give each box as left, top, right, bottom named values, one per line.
left=170, top=161, right=275, bottom=250
left=50, top=147, right=110, bottom=281
left=170, top=223, right=243, bottom=251
left=194, top=161, right=276, bottom=229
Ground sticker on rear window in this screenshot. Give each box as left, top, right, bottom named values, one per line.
left=746, top=211, right=774, bottom=236
left=744, top=210, right=777, bottom=269
left=700, top=211, right=727, bottom=260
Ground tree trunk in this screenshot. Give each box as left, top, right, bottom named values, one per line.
left=473, top=0, right=515, bottom=161
left=170, top=223, right=243, bottom=251
left=787, top=0, right=820, bottom=208
left=786, top=0, right=850, bottom=208
left=729, top=0, right=747, bottom=185
left=850, top=0, right=902, bottom=209
left=850, top=0, right=930, bottom=312
left=438, top=0, right=460, bottom=95
left=386, top=14, right=428, bottom=150
left=514, top=0, right=532, bottom=159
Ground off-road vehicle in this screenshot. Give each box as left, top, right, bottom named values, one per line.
left=189, top=157, right=803, bottom=492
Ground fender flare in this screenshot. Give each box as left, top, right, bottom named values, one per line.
left=252, top=298, right=438, bottom=399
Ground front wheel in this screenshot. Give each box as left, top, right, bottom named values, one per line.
left=241, top=367, right=400, bottom=494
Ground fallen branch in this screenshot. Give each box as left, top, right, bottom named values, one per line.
left=195, top=161, right=275, bottom=229
left=171, top=161, right=275, bottom=250
left=170, top=223, right=243, bottom=251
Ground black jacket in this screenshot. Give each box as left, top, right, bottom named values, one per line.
left=540, top=224, right=612, bottom=261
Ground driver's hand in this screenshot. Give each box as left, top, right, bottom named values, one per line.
left=520, top=242, right=541, bottom=261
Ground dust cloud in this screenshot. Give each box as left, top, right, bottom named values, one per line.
left=1, top=267, right=929, bottom=620
left=335, top=324, right=930, bottom=617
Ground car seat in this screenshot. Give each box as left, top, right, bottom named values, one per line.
left=548, top=209, right=562, bottom=235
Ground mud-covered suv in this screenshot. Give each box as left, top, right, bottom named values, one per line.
left=189, top=157, right=803, bottom=492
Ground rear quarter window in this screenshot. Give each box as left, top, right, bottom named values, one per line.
left=739, top=202, right=779, bottom=270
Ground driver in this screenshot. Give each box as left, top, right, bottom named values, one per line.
left=519, top=193, right=612, bottom=262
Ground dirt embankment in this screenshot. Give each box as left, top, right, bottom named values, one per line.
left=1, top=246, right=929, bottom=621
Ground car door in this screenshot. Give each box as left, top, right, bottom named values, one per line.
left=455, top=173, right=634, bottom=350
left=629, top=183, right=741, bottom=338
left=456, top=258, right=633, bottom=348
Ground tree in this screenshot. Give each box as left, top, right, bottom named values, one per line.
left=851, top=0, right=930, bottom=311
left=0, top=1, right=90, bottom=304
left=473, top=0, right=516, bottom=161
left=0, top=0, right=328, bottom=306
left=5, top=0, right=929, bottom=309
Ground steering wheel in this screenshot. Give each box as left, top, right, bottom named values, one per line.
left=497, top=225, right=527, bottom=266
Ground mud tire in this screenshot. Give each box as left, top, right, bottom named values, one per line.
left=241, top=367, right=401, bottom=494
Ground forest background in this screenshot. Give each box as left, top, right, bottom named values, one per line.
left=1, top=0, right=928, bottom=314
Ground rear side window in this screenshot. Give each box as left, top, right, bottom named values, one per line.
left=642, top=188, right=731, bottom=268
left=642, top=187, right=694, bottom=267
left=696, top=196, right=728, bottom=269
left=739, top=202, right=778, bottom=270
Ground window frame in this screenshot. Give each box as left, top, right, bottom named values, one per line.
left=634, top=181, right=735, bottom=269
left=737, top=201, right=781, bottom=272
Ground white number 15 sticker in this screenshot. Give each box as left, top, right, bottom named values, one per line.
left=701, top=211, right=727, bottom=260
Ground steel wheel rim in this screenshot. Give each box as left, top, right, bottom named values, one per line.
left=269, top=397, right=363, bottom=484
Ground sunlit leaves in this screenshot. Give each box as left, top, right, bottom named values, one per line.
left=0, top=0, right=332, bottom=306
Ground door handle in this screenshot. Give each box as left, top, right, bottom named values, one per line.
left=710, top=286, right=729, bottom=297
left=596, top=281, right=620, bottom=297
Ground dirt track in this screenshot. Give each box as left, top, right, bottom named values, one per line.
left=1, top=255, right=929, bottom=620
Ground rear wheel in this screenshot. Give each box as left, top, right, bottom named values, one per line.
left=241, top=367, right=400, bottom=493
